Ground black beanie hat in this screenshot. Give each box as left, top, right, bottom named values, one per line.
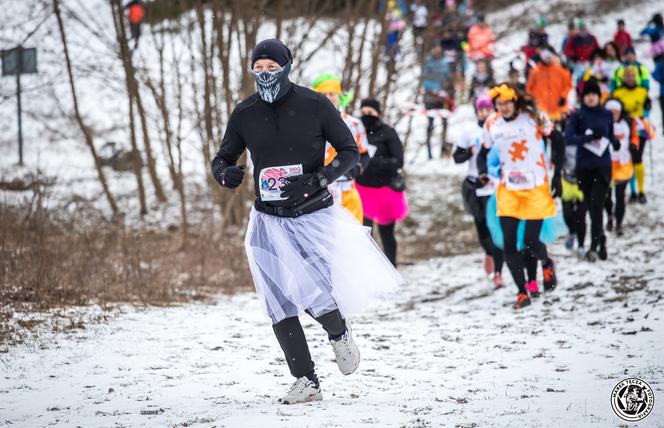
left=360, top=98, right=381, bottom=114
left=582, top=78, right=601, bottom=98
left=251, top=39, right=292, bottom=67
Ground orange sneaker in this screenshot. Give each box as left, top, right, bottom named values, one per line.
left=513, top=293, right=531, bottom=310
left=542, top=260, right=557, bottom=292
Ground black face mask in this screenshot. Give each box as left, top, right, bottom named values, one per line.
left=361, top=114, right=380, bottom=130
left=253, top=62, right=292, bottom=103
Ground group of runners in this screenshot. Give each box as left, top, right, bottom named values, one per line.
left=210, top=7, right=663, bottom=405
left=455, top=14, right=661, bottom=312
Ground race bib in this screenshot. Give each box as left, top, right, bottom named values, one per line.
left=583, top=137, right=610, bottom=157
left=504, top=169, right=536, bottom=191
left=258, top=164, right=303, bottom=201
left=612, top=149, right=631, bottom=165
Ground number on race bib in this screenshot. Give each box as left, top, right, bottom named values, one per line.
left=259, top=164, right=303, bottom=201
left=504, top=169, right=536, bottom=191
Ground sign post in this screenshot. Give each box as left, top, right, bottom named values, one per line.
left=2, top=46, right=37, bottom=166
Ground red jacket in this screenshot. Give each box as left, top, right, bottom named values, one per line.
left=128, top=4, right=144, bottom=24
left=613, top=30, right=633, bottom=57
left=563, top=31, right=599, bottom=63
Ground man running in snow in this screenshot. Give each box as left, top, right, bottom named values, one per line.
left=211, top=39, right=402, bottom=405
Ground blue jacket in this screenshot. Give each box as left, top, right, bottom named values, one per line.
left=564, top=105, right=615, bottom=170
left=640, top=24, right=663, bottom=43
left=422, top=56, right=452, bottom=92
left=653, top=59, right=664, bottom=96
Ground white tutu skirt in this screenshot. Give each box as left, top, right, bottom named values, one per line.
left=245, top=204, right=403, bottom=324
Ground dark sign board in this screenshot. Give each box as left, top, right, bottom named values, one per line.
left=2, top=47, right=37, bottom=76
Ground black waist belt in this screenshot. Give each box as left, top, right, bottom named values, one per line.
left=256, top=190, right=334, bottom=218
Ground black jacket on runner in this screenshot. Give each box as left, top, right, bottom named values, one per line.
left=356, top=120, right=404, bottom=188
left=212, top=83, right=359, bottom=214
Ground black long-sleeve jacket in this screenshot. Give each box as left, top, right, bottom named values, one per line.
left=211, top=84, right=359, bottom=212
left=356, top=120, right=404, bottom=188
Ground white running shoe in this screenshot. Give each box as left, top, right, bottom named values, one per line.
left=278, top=377, right=322, bottom=405
left=330, top=323, right=360, bottom=375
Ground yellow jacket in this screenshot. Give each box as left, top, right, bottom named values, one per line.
left=612, top=86, right=649, bottom=118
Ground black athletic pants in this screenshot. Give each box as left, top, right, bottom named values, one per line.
left=500, top=217, right=549, bottom=294
left=364, top=219, right=398, bottom=267
left=577, top=167, right=611, bottom=251
left=273, top=309, right=346, bottom=379
left=523, top=250, right=538, bottom=282
left=660, top=96, right=664, bottom=137
left=462, top=178, right=504, bottom=272
left=562, top=199, right=587, bottom=248
left=605, top=180, right=628, bottom=228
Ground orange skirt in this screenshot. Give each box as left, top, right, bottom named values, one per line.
left=341, top=185, right=364, bottom=223
left=612, top=161, right=633, bottom=182
left=496, top=183, right=556, bottom=220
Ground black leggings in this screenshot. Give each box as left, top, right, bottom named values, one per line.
left=364, top=219, right=398, bottom=267
left=462, top=179, right=504, bottom=273
left=605, top=180, right=628, bottom=227
left=475, top=216, right=504, bottom=273
left=523, top=250, right=538, bottom=282
left=660, top=96, right=664, bottom=137
left=500, top=217, right=549, bottom=294
left=562, top=199, right=587, bottom=248
left=272, top=309, right=346, bottom=379
left=577, top=167, right=611, bottom=251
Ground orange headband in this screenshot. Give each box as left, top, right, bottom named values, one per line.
left=488, top=84, right=517, bottom=102
left=313, top=79, right=342, bottom=95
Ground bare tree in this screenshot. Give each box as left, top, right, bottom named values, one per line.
left=52, top=0, right=119, bottom=216
left=111, top=0, right=167, bottom=204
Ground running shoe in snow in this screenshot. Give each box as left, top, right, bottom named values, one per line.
left=542, top=260, right=557, bottom=292
left=606, top=215, right=614, bottom=232
left=513, top=293, right=531, bottom=310
left=278, top=377, right=322, bottom=405
left=526, top=280, right=541, bottom=298
left=629, top=193, right=638, bottom=204
left=576, top=247, right=587, bottom=259
left=585, top=250, right=598, bottom=262
left=598, top=237, right=607, bottom=261
left=492, top=272, right=505, bottom=289
left=564, top=234, right=575, bottom=250
left=484, top=255, right=494, bottom=276
left=615, top=225, right=624, bottom=237
left=638, top=193, right=647, bottom=204
left=330, top=324, right=360, bottom=375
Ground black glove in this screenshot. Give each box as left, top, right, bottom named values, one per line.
left=280, top=173, right=323, bottom=206
left=551, top=170, right=562, bottom=198
left=645, top=97, right=652, bottom=111
left=591, top=129, right=603, bottom=140
left=346, top=163, right=362, bottom=179
left=217, top=165, right=245, bottom=189
left=611, top=139, right=621, bottom=151
left=558, top=97, right=566, bottom=107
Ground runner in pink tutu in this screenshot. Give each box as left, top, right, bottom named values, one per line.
left=355, top=98, right=409, bottom=266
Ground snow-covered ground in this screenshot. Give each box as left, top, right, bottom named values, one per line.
left=2, top=189, right=664, bottom=427
left=2, top=0, right=664, bottom=426
left=3, top=114, right=664, bottom=426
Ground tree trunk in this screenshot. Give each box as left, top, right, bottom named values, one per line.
left=52, top=0, right=119, bottom=216
left=111, top=0, right=167, bottom=204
